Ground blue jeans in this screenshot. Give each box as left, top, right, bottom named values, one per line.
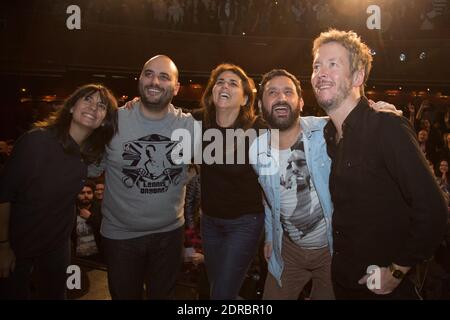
left=102, top=226, right=184, bottom=300
left=201, top=213, right=264, bottom=300
left=0, top=240, right=71, bottom=300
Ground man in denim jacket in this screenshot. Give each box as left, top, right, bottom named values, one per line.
left=250, top=69, right=402, bottom=299
left=250, top=69, right=335, bottom=299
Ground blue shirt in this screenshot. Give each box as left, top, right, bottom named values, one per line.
left=250, top=116, right=333, bottom=287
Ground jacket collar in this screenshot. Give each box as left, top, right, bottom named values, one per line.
left=300, top=116, right=325, bottom=139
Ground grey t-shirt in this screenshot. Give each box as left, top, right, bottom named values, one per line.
left=90, top=103, right=196, bottom=239
left=279, top=134, right=328, bottom=249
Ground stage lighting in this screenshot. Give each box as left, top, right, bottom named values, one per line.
left=419, top=52, right=426, bottom=60
left=399, top=53, right=406, bottom=62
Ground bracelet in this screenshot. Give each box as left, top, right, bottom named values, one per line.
left=0, top=239, right=9, bottom=244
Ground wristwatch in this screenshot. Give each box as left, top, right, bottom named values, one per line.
left=389, top=264, right=406, bottom=280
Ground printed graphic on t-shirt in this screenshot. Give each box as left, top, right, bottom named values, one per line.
left=121, top=134, right=184, bottom=194
left=279, top=137, right=327, bottom=247
left=76, top=216, right=98, bottom=257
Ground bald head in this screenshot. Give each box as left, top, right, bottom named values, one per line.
left=139, top=55, right=180, bottom=115
left=142, top=55, right=179, bottom=81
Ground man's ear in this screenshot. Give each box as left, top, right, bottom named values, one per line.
left=299, top=98, right=304, bottom=112
left=173, top=82, right=180, bottom=96
left=352, top=69, right=365, bottom=88
left=258, top=100, right=262, bottom=114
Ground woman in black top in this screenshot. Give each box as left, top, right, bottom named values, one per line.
left=0, top=84, right=118, bottom=299
left=197, top=64, right=266, bottom=299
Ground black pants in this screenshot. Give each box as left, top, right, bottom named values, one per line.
left=0, top=240, right=71, bottom=300
left=102, top=227, right=184, bottom=300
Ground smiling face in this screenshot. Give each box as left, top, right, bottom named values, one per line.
left=70, top=91, right=107, bottom=133
left=311, top=42, right=355, bottom=113
left=261, top=75, right=303, bottom=131
left=212, top=70, right=247, bottom=112
left=139, top=56, right=179, bottom=112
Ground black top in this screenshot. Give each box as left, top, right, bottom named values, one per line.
left=192, top=110, right=267, bottom=219
left=0, top=128, right=87, bottom=259
left=324, top=97, right=448, bottom=289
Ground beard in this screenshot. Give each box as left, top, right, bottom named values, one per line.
left=314, top=79, right=352, bottom=114
left=139, top=83, right=175, bottom=112
left=77, top=198, right=91, bottom=209
left=262, top=102, right=300, bottom=131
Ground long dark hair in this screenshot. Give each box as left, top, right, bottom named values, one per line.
left=34, top=84, right=118, bottom=164
left=201, top=63, right=256, bottom=130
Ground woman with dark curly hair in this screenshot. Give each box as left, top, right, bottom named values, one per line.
left=0, top=84, right=118, bottom=299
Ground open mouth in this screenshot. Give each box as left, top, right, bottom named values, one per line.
left=272, top=105, right=290, bottom=117
left=146, top=86, right=163, bottom=96
left=81, top=112, right=96, bottom=121
left=316, top=82, right=334, bottom=91
left=219, top=92, right=231, bottom=99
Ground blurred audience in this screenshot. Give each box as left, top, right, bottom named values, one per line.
left=35, top=0, right=449, bottom=38
left=73, top=180, right=103, bottom=260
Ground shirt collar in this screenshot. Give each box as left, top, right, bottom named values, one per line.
left=342, top=96, right=369, bottom=130
left=323, top=96, right=369, bottom=144
left=300, top=117, right=323, bottom=139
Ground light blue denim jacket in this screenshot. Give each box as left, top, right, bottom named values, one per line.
left=249, top=116, right=333, bottom=287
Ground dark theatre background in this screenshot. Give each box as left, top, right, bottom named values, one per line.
left=1, top=0, right=449, bottom=140
left=0, top=0, right=449, bottom=300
